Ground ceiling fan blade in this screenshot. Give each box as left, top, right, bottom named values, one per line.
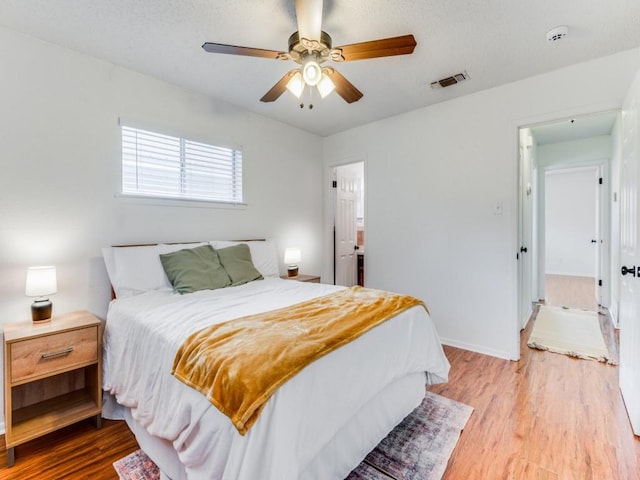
left=324, top=69, right=363, bottom=104
left=294, top=0, right=323, bottom=41
left=260, top=70, right=298, bottom=102
left=337, top=34, right=417, bottom=61
left=202, top=42, right=284, bottom=59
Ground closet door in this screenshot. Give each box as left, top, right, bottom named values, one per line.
left=335, top=164, right=359, bottom=286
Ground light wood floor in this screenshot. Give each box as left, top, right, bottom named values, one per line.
left=0, top=418, right=137, bottom=479
left=545, top=274, right=599, bottom=311
left=1, top=319, right=638, bottom=479
left=429, top=310, right=639, bottom=479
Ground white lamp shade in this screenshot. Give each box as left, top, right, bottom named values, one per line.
left=286, top=71, right=305, bottom=98
left=26, top=266, right=57, bottom=297
left=284, top=247, right=302, bottom=265
left=317, top=73, right=336, bottom=98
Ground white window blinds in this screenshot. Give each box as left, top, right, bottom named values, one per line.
left=121, top=125, right=243, bottom=204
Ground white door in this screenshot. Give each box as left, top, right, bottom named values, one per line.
left=619, top=69, right=640, bottom=436
left=335, top=163, right=360, bottom=286
left=544, top=167, right=599, bottom=298
left=518, top=132, right=534, bottom=328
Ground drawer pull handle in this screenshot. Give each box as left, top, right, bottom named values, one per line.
left=41, top=347, right=74, bottom=359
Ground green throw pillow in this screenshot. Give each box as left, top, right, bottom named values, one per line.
left=216, top=243, right=263, bottom=286
left=159, top=245, right=231, bottom=294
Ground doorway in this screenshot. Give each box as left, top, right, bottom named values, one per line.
left=333, top=161, right=364, bottom=286
left=544, top=166, right=600, bottom=311
left=518, top=112, right=616, bottom=317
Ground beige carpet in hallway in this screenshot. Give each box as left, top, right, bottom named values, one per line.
left=544, top=274, right=598, bottom=311
left=527, top=305, right=615, bottom=364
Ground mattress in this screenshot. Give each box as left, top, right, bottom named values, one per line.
left=102, top=278, right=450, bottom=479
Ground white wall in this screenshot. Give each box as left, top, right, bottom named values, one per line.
left=0, top=28, right=324, bottom=431
left=537, top=135, right=612, bottom=167
left=323, top=47, right=640, bottom=360
left=544, top=168, right=599, bottom=276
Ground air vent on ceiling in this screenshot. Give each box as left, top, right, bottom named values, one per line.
left=430, top=71, right=470, bottom=89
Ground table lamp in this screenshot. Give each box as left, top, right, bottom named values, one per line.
left=284, top=247, right=301, bottom=277
left=25, top=266, right=57, bottom=323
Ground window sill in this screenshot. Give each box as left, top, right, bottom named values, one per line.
left=115, top=194, right=248, bottom=210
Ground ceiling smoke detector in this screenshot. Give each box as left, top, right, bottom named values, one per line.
left=430, top=71, right=470, bottom=89
left=546, top=25, right=569, bottom=42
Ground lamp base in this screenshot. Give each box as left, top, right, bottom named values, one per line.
left=31, top=299, right=52, bottom=323
left=287, top=266, right=299, bottom=277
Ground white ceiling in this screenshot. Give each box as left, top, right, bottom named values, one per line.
left=1, top=0, right=639, bottom=137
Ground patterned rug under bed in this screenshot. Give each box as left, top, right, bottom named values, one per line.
left=114, top=391, right=473, bottom=480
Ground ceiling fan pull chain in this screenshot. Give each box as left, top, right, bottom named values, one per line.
left=301, top=86, right=315, bottom=109
left=299, top=83, right=307, bottom=108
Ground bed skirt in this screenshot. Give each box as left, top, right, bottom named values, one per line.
left=103, top=371, right=426, bottom=480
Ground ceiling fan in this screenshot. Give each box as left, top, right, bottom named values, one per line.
left=202, top=0, right=417, bottom=105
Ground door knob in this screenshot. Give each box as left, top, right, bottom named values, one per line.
left=591, top=239, right=597, bottom=243
left=621, top=266, right=637, bottom=277
left=520, top=247, right=527, bottom=253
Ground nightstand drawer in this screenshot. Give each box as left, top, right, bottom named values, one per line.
left=10, top=326, right=98, bottom=384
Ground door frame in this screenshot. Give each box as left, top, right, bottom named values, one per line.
left=512, top=103, right=620, bottom=360
left=323, top=154, right=367, bottom=285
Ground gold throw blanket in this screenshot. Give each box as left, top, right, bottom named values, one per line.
left=172, top=286, right=425, bottom=435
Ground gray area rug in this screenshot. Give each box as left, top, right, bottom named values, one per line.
left=346, top=391, right=473, bottom=480
left=114, top=391, right=473, bottom=480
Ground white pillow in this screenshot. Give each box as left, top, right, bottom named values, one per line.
left=103, top=242, right=207, bottom=298
left=210, top=240, right=279, bottom=278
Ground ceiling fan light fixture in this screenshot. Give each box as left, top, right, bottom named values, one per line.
left=302, top=59, right=322, bottom=86
left=203, top=1, right=417, bottom=105
left=317, top=73, right=335, bottom=98
left=286, top=71, right=305, bottom=98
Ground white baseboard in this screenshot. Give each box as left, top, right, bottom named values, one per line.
left=439, top=337, right=515, bottom=361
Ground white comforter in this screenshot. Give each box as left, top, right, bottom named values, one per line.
left=102, top=278, right=450, bottom=480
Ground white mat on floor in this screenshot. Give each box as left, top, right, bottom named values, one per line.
left=527, top=305, right=611, bottom=363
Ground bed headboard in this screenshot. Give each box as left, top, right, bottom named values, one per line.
left=111, top=240, right=265, bottom=248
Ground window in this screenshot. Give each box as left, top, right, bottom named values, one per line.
left=121, top=125, right=243, bottom=204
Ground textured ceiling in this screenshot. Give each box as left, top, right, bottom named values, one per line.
left=1, top=0, right=639, bottom=136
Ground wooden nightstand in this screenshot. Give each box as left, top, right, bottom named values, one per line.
left=3, top=311, right=102, bottom=466
left=281, top=274, right=321, bottom=283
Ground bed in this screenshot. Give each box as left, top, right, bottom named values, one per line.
left=101, top=240, right=450, bottom=480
